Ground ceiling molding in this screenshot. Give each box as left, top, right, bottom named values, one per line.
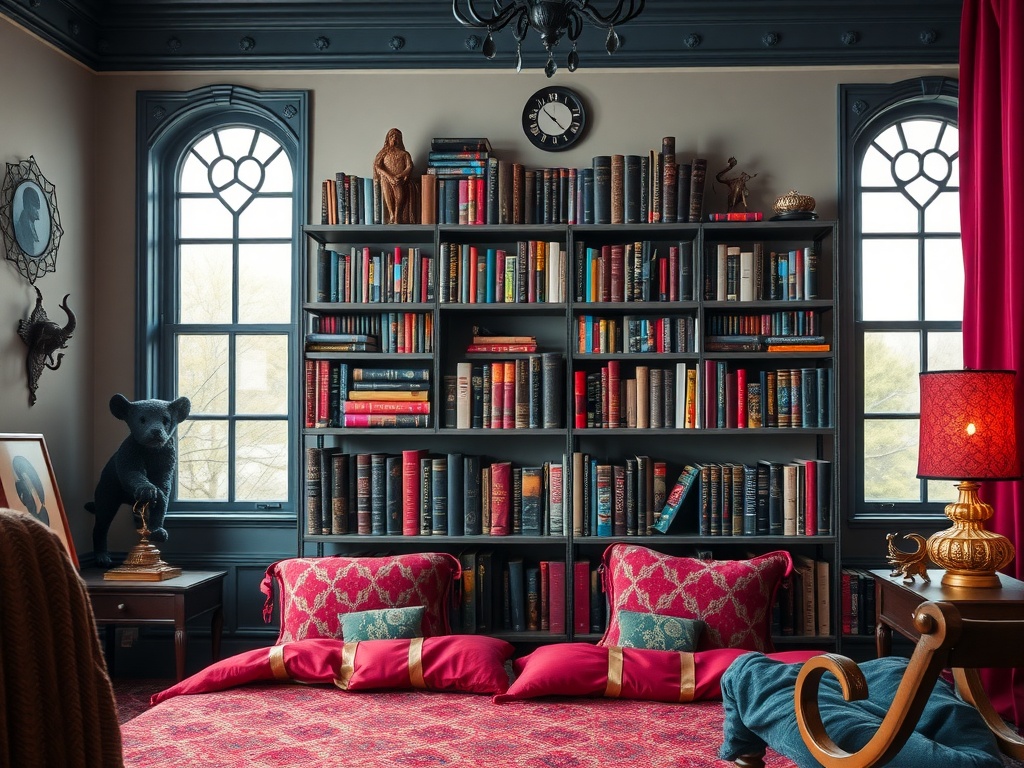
left=1, top=1, right=961, bottom=72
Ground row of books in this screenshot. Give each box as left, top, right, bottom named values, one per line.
left=705, top=243, right=819, bottom=302
left=314, top=244, right=435, bottom=304
left=444, top=355, right=563, bottom=430
left=305, top=312, right=434, bottom=355
left=575, top=314, right=696, bottom=354
left=839, top=568, right=877, bottom=637
left=573, top=363, right=697, bottom=430
left=573, top=240, right=697, bottom=303
left=705, top=310, right=822, bottom=340
left=304, top=363, right=432, bottom=429
left=320, top=173, right=379, bottom=226
left=660, top=459, right=834, bottom=538
left=702, top=362, right=834, bottom=430
left=780, top=555, right=832, bottom=636
left=457, top=553, right=604, bottom=635
left=438, top=240, right=566, bottom=305
left=304, top=448, right=567, bottom=538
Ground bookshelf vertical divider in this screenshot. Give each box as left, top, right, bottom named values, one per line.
left=301, top=218, right=840, bottom=650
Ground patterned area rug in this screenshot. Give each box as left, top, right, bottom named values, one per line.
left=112, top=679, right=174, bottom=724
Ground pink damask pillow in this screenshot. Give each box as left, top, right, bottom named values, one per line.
left=599, top=544, right=792, bottom=652
left=261, top=553, right=460, bottom=643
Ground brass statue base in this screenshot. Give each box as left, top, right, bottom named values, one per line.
left=104, top=501, right=181, bottom=581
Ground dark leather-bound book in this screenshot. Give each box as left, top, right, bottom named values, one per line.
left=612, top=464, right=627, bottom=536
left=541, top=352, right=563, bottom=429
left=430, top=457, right=448, bottom=535
left=497, top=160, right=513, bottom=224
left=463, top=454, right=482, bottom=536
left=385, top=455, right=403, bottom=535
left=446, top=452, right=465, bottom=537
left=331, top=450, right=349, bottom=535
left=592, top=155, right=612, bottom=225
left=419, top=456, right=433, bottom=535
left=511, top=162, right=524, bottom=224
left=524, top=169, right=536, bottom=225
left=401, top=449, right=426, bottom=536
left=507, top=558, right=526, bottom=631
left=525, top=565, right=541, bottom=631
left=528, top=354, right=542, bottom=429
left=662, top=160, right=678, bottom=223
left=443, top=177, right=459, bottom=225
left=581, top=167, right=595, bottom=224
left=610, top=154, right=625, bottom=225
left=676, top=162, right=692, bottom=223
left=514, top=358, right=530, bottom=428
left=688, top=158, right=708, bottom=222
left=574, top=560, right=590, bottom=634
left=520, top=466, right=544, bottom=535
left=623, top=155, right=642, bottom=224
left=801, top=367, right=818, bottom=429
left=355, top=452, right=372, bottom=535
left=511, top=467, right=523, bottom=534
left=370, top=453, right=388, bottom=535
left=459, top=551, right=477, bottom=633
left=306, top=446, right=322, bottom=536
left=471, top=364, right=484, bottom=428
left=485, top=156, right=499, bottom=225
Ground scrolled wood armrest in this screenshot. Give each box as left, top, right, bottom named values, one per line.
left=794, top=601, right=962, bottom=768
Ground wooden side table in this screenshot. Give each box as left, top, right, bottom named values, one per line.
left=82, top=570, right=226, bottom=682
left=871, top=568, right=1024, bottom=657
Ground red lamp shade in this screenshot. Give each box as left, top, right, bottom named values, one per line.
left=917, top=369, right=1021, bottom=481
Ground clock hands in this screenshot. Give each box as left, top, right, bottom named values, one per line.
left=542, top=105, right=567, bottom=131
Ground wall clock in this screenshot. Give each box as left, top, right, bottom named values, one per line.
left=522, top=87, right=587, bottom=152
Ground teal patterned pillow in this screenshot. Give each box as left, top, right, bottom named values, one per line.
left=616, top=610, right=705, bottom=651
left=340, top=606, right=426, bottom=641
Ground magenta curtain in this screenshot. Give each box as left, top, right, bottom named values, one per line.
left=959, top=0, right=1024, bottom=727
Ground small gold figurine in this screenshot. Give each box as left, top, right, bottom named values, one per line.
left=103, top=501, right=181, bottom=581
left=715, top=156, right=758, bottom=212
left=885, top=532, right=931, bottom=584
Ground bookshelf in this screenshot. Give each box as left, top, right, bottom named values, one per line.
left=301, top=218, right=840, bottom=649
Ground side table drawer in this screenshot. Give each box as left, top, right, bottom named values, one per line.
left=90, top=593, right=176, bottom=622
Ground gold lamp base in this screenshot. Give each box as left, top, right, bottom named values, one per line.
left=103, top=501, right=181, bottom=581
left=927, top=481, right=1015, bottom=589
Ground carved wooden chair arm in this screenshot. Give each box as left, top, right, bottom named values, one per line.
left=793, top=601, right=962, bottom=768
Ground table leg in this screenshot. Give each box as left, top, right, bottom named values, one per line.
left=174, top=625, right=187, bottom=682
left=954, top=668, right=1024, bottom=760
left=876, top=620, right=892, bottom=658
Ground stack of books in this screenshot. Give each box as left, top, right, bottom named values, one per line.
left=425, top=137, right=492, bottom=225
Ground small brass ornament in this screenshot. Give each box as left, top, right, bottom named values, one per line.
left=773, top=190, right=816, bottom=215
left=103, top=501, right=181, bottom=581
left=885, top=532, right=931, bottom=584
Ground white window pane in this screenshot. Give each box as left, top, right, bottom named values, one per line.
left=863, top=332, right=920, bottom=413
left=252, top=132, right=282, bottom=164
left=873, top=124, right=906, bottom=158
left=901, top=119, right=942, bottom=150
left=180, top=198, right=233, bottom=239
left=239, top=197, right=292, bottom=238
left=239, top=244, right=292, bottom=323
left=177, top=419, right=229, bottom=501
left=926, top=331, right=963, bottom=371
left=861, top=239, right=918, bottom=320
left=264, top=152, right=293, bottom=193
left=180, top=244, right=232, bottom=323
left=864, top=419, right=920, bottom=502
left=180, top=153, right=212, bottom=194
left=236, top=421, right=289, bottom=501
left=922, top=149, right=953, bottom=188
left=190, top=133, right=221, bottom=165
left=924, top=239, right=964, bottom=321
left=235, top=335, right=288, bottom=414
left=937, top=124, right=959, bottom=157
left=924, top=192, right=961, bottom=234
left=861, top=192, right=919, bottom=233
left=177, top=335, right=229, bottom=414
left=861, top=145, right=896, bottom=187
left=218, top=127, right=256, bottom=158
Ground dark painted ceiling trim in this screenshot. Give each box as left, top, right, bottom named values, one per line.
left=1, top=1, right=961, bottom=72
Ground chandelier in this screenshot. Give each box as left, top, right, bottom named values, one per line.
left=452, top=0, right=646, bottom=77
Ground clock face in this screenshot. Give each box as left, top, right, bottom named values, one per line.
left=522, top=87, right=587, bottom=152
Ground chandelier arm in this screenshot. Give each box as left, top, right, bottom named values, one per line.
left=565, top=11, right=583, bottom=42
left=452, top=0, right=524, bottom=33
left=578, top=0, right=645, bottom=28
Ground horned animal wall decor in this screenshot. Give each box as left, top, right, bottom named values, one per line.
left=17, top=286, right=76, bottom=406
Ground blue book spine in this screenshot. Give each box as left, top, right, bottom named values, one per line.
left=486, top=248, right=497, bottom=303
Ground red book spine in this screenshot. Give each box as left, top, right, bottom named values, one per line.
left=600, top=244, right=613, bottom=302
left=574, top=370, right=588, bottom=428
left=468, top=246, right=478, bottom=303
left=342, top=401, right=430, bottom=415
left=736, top=367, right=747, bottom=428
left=490, top=362, right=505, bottom=429
left=804, top=460, right=818, bottom=536
left=669, top=245, right=679, bottom=302
left=548, top=560, right=566, bottom=634
left=402, top=449, right=426, bottom=535
left=609, top=244, right=624, bottom=302
left=574, top=560, right=590, bottom=634
left=316, top=360, right=330, bottom=428
left=539, top=560, right=550, bottom=631
left=490, top=461, right=511, bottom=535
left=304, top=359, right=316, bottom=429
left=659, top=257, right=668, bottom=301
left=502, top=362, right=516, bottom=429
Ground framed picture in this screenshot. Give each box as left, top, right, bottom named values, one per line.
left=0, top=433, right=78, bottom=566
left=0, top=156, right=64, bottom=284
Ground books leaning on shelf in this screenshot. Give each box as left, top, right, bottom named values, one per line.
left=304, top=448, right=567, bottom=539
left=574, top=361, right=699, bottom=430
left=446, top=355, right=563, bottom=430
left=705, top=243, right=819, bottom=302
left=573, top=239, right=697, bottom=304
left=701, top=362, right=833, bottom=430
left=315, top=244, right=435, bottom=305
left=456, top=553, right=570, bottom=635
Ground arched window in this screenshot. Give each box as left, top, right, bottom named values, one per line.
left=137, top=86, right=308, bottom=515
left=839, top=78, right=959, bottom=522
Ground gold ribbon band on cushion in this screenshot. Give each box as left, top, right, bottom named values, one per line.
left=269, top=644, right=290, bottom=681
left=678, top=651, right=695, bottom=702
left=408, top=637, right=426, bottom=689
left=604, top=646, right=624, bottom=698
left=334, top=642, right=358, bottom=690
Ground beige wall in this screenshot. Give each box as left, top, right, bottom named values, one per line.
left=4, top=16, right=957, bottom=558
